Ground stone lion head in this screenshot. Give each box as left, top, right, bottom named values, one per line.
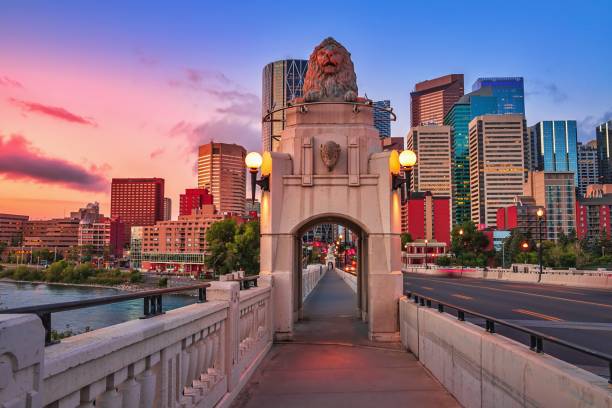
left=301, top=37, right=359, bottom=103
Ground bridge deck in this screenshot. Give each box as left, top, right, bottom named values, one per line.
left=232, top=270, right=459, bottom=408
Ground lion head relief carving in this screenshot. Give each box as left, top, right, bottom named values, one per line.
left=298, top=37, right=363, bottom=103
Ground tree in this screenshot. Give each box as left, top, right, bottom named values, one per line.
left=204, top=219, right=238, bottom=275
left=400, top=233, right=413, bottom=249
left=229, top=220, right=260, bottom=275
left=450, top=222, right=491, bottom=267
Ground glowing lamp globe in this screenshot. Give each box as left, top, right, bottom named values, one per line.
left=399, top=149, right=417, bottom=168
left=536, top=208, right=544, bottom=218
left=245, top=152, right=263, bottom=170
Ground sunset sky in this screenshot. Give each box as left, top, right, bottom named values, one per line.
left=1, top=1, right=611, bottom=219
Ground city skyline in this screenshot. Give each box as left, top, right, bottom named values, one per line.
left=1, top=1, right=611, bottom=219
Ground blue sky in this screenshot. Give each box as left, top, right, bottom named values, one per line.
left=2, top=0, right=611, bottom=139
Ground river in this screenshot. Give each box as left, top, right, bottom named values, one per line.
left=0, top=281, right=196, bottom=334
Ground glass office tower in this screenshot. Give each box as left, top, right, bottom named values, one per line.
left=597, top=120, right=612, bottom=183
left=530, top=121, right=578, bottom=184
left=262, top=59, right=308, bottom=152
left=472, top=77, right=525, bottom=115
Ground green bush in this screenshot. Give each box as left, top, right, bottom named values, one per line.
left=158, top=277, right=168, bottom=287
left=129, top=270, right=144, bottom=283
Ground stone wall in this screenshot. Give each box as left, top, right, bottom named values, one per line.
left=399, top=297, right=612, bottom=408
left=335, top=268, right=357, bottom=293
left=302, top=264, right=327, bottom=301
left=0, top=278, right=274, bottom=408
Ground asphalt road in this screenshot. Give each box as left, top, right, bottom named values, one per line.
left=403, top=272, right=612, bottom=379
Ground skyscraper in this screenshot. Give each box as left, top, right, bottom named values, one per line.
left=529, top=121, right=578, bottom=183
left=577, top=140, right=599, bottom=197
left=197, top=142, right=246, bottom=215
left=410, top=74, right=464, bottom=127
left=110, top=178, right=165, bottom=228
left=472, top=77, right=525, bottom=115
left=444, top=77, right=526, bottom=226
left=373, top=100, right=391, bottom=138
left=262, top=59, right=308, bottom=152
left=596, top=120, right=612, bottom=183
left=180, top=188, right=214, bottom=216
left=163, top=197, right=172, bottom=221
left=406, top=125, right=452, bottom=197
left=469, top=115, right=527, bottom=228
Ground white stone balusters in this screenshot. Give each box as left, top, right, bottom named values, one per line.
left=118, top=365, right=142, bottom=408
left=135, top=354, right=158, bottom=408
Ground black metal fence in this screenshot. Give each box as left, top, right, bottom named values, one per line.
left=406, top=291, right=612, bottom=384
left=0, top=283, right=210, bottom=346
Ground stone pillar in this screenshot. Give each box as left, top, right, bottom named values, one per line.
left=0, top=314, right=44, bottom=408
left=207, top=281, right=240, bottom=392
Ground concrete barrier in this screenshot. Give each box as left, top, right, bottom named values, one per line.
left=335, top=268, right=357, bottom=293
left=302, top=264, right=326, bottom=301
left=399, top=297, right=612, bottom=408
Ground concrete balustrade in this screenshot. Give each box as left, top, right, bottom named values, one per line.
left=0, top=279, right=274, bottom=408
left=335, top=268, right=357, bottom=293
left=399, top=297, right=612, bottom=408
left=302, top=264, right=327, bottom=301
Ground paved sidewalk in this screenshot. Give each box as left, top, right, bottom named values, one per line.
left=231, top=270, right=459, bottom=408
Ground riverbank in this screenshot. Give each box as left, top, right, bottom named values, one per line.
left=0, top=278, right=149, bottom=292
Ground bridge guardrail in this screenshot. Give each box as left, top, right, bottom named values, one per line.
left=407, top=290, right=612, bottom=384
left=0, top=283, right=210, bottom=346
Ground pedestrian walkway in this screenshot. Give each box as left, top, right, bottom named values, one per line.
left=231, top=270, right=459, bottom=408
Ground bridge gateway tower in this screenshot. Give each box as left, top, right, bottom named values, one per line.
left=259, top=37, right=403, bottom=341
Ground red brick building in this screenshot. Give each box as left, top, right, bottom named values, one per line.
left=179, top=188, right=214, bottom=216
left=111, top=178, right=165, bottom=232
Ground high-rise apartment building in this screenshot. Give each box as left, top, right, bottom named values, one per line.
left=524, top=171, right=576, bottom=241
left=596, top=120, right=612, bottom=183
left=410, top=74, right=464, bottom=127
left=373, top=100, right=391, bottom=138
left=577, top=141, right=599, bottom=197
left=0, top=214, right=28, bottom=246
left=110, top=178, right=165, bottom=228
left=406, top=125, right=452, bottom=197
left=529, top=121, right=578, bottom=184
left=163, top=197, right=172, bottom=221
left=78, top=217, right=126, bottom=258
left=180, top=188, right=214, bottom=216
left=445, top=78, right=525, bottom=226
left=472, top=77, right=525, bottom=115
left=262, top=59, right=308, bottom=152
left=197, top=142, right=246, bottom=215
left=469, top=115, right=527, bottom=228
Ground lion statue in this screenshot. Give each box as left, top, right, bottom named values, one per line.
left=297, top=37, right=365, bottom=103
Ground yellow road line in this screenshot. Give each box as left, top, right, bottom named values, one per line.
left=405, top=276, right=612, bottom=309
left=421, top=286, right=434, bottom=291
left=452, top=294, right=473, bottom=300
left=512, top=309, right=563, bottom=322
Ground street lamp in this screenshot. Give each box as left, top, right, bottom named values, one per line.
left=458, top=229, right=464, bottom=269
left=424, top=239, right=429, bottom=269
left=390, top=149, right=417, bottom=204
left=536, top=208, right=544, bottom=283
left=245, top=152, right=270, bottom=204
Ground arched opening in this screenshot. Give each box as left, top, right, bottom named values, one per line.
left=293, top=215, right=369, bottom=328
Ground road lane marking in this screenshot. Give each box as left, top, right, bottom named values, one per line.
left=512, top=309, right=563, bottom=321
left=404, top=276, right=612, bottom=309
left=504, top=320, right=612, bottom=331
left=421, top=286, right=434, bottom=291
left=505, top=284, right=585, bottom=295
left=452, top=294, right=473, bottom=300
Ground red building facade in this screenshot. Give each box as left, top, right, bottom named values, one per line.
left=179, top=188, right=214, bottom=216
left=110, top=178, right=165, bottom=228
left=410, top=74, right=464, bottom=127
left=404, top=191, right=451, bottom=246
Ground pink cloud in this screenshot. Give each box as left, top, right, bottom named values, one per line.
left=0, top=134, right=108, bottom=192
left=9, top=98, right=97, bottom=126
left=0, top=75, right=23, bottom=88
left=150, top=147, right=166, bottom=159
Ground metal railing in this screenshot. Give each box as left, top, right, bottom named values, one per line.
left=237, top=275, right=259, bottom=290
left=262, top=100, right=397, bottom=123
left=406, top=291, right=612, bottom=383
left=0, top=283, right=210, bottom=346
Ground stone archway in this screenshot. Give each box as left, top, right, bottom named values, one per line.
left=294, top=215, right=368, bottom=322
left=258, top=38, right=402, bottom=342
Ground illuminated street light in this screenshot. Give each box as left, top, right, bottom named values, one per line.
left=245, top=152, right=270, bottom=204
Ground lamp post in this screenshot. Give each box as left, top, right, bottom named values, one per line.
left=536, top=208, right=544, bottom=283
left=424, top=239, right=429, bottom=269
left=458, top=228, right=464, bottom=269
left=245, top=152, right=270, bottom=204
left=391, top=149, right=417, bottom=204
